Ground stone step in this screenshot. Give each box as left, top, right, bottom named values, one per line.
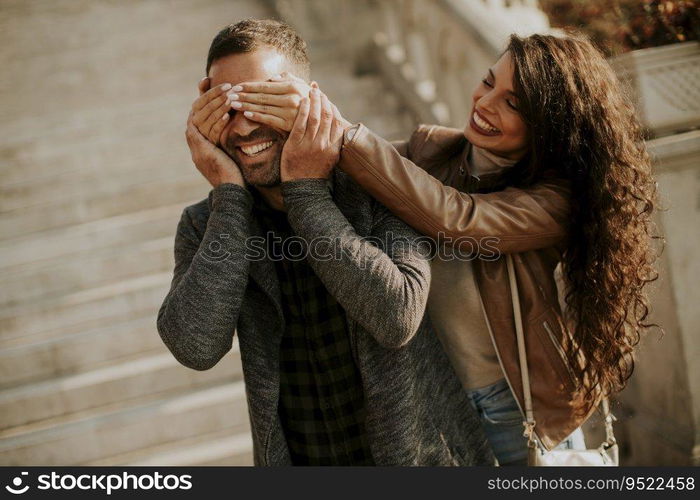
left=0, top=94, right=191, bottom=185
left=0, top=381, right=249, bottom=466
left=0, top=272, right=171, bottom=346
left=0, top=0, right=273, bottom=141
left=0, top=346, right=241, bottom=430
left=0, top=314, right=164, bottom=389
left=0, top=236, right=173, bottom=309
left=86, top=427, right=253, bottom=466
left=0, top=201, right=194, bottom=271
left=0, top=173, right=206, bottom=239
left=0, top=145, right=189, bottom=213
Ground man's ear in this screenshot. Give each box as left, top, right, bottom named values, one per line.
left=198, top=76, right=211, bottom=96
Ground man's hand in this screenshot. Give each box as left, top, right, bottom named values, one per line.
left=280, top=88, right=344, bottom=182
left=186, top=109, right=244, bottom=188
left=191, top=77, right=237, bottom=146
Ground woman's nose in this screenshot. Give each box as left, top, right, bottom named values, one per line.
left=477, top=92, right=498, bottom=115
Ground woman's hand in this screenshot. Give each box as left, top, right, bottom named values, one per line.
left=280, top=88, right=345, bottom=182
left=232, top=72, right=312, bottom=131
left=233, top=72, right=354, bottom=133
left=191, top=77, right=237, bottom=146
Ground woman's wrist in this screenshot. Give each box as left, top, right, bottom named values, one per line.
left=343, top=123, right=360, bottom=145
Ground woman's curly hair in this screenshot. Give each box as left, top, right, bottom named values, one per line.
left=506, top=32, right=663, bottom=410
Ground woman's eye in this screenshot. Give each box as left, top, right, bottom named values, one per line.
left=481, top=78, right=493, bottom=88
left=506, top=100, right=518, bottom=111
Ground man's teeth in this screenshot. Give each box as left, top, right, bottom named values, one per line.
left=241, top=141, right=274, bottom=156
left=473, top=113, right=499, bottom=133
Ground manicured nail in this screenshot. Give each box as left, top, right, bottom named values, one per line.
left=231, top=101, right=242, bottom=109
left=221, top=83, right=232, bottom=91
left=244, top=111, right=254, bottom=118
left=232, top=85, right=243, bottom=92
left=222, top=113, right=229, bottom=120
left=227, top=93, right=239, bottom=100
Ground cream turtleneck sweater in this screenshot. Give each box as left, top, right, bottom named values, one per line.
left=426, top=145, right=517, bottom=390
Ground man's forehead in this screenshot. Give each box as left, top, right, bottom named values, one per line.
left=208, top=47, right=291, bottom=86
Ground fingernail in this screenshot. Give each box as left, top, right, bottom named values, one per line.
left=232, top=85, right=243, bottom=92
left=221, top=83, right=232, bottom=91
left=231, top=101, right=242, bottom=109
left=200, top=76, right=208, bottom=82
left=272, top=74, right=282, bottom=80
left=311, top=88, right=320, bottom=95
left=227, top=93, right=239, bottom=100
left=222, top=113, right=229, bottom=120
left=244, top=111, right=254, bottom=118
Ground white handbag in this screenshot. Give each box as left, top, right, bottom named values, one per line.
left=505, top=253, right=619, bottom=466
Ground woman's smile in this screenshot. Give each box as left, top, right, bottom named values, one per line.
left=470, top=109, right=501, bottom=136
left=463, top=51, right=528, bottom=161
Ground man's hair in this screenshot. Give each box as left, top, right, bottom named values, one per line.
left=206, top=19, right=310, bottom=79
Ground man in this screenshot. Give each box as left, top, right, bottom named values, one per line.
left=157, top=19, right=493, bottom=466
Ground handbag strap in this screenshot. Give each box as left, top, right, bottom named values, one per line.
left=505, top=254, right=536, bottom=443
left=505, top=253, right=616, bottom=448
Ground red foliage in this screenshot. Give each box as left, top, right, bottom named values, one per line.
left=538, top=0, right=700, bottom=55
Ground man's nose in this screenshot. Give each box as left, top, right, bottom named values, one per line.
left=229, top=110, right=260, bottom=137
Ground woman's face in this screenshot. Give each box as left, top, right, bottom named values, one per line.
left=463, top=52, right=528, bottom=160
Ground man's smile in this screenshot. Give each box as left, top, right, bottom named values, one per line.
left=239, top=140, right=275, bottom=157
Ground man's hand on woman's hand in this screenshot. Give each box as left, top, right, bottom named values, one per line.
left=280, top=88, right=344, bottom=182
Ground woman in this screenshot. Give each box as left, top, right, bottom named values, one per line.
left=227, top=32, right=661, bottom=465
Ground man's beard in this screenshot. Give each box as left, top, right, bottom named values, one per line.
left=222, top=127, right=286, bottom=188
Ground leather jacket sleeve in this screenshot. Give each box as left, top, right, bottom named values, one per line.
left=338, top=123, right=572, bottom=255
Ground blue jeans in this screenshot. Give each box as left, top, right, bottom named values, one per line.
left=466, top=378, right=586, bottom=465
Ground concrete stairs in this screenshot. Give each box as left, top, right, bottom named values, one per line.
left=0, top=0, right=415, bottom=466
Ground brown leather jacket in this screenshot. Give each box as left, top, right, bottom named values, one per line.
left=338, top=123, right=599, bottom=450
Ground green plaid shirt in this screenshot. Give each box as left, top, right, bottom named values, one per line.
left=251, top=185, right=374, bottom=466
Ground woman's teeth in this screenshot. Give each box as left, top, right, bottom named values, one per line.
left=241, top=141, right=274, bottom=156
left=473, top=113, right=500, bottom=133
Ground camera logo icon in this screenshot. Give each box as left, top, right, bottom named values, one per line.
left=5, top=472, right=29, bottom=494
